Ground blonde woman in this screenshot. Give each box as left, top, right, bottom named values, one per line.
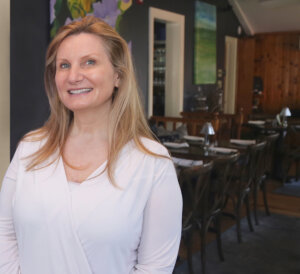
left=0, top=16, right=182, bottom=274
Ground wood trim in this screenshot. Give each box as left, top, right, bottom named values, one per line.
left=0, top=0, right=10, bottom=185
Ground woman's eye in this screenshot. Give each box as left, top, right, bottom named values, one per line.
left=86, top=59, right=95, bottom=65
left=59, top=63, right=70, bottom=69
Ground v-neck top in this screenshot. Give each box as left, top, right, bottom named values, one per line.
left=68, top=181, right=80, bottom=191
left=0, top=137, right=182, bottom=274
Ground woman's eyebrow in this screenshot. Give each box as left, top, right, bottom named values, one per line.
left=80, top=53, right=99, bottom=59
left=56, top=57, right=69, bottom=62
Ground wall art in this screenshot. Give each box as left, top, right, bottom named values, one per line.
left=194, top=1, right=216, bottom=84
left=50, top=0, right=132, bottom=38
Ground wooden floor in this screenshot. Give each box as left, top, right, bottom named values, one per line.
left=177, top=177, right=300, bottom=261
left=258, top=179, right=300, bottom=217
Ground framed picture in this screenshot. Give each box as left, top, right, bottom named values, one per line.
left=194, top=1, right=216, bottom=84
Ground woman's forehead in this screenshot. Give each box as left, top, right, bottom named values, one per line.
left=56, top=33, right=107, bottom=59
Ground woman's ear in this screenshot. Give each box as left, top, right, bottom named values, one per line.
left=114, top=73, right=120, bottom=88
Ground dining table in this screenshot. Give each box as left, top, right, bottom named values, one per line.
left=243, top=119, right=300, bottom=137
left=164, top=136, right=255, bottom=164
left=243, top=120, right=300, bottom=181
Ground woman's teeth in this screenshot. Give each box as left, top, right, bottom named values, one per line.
left=69, top=88, right=92, bottom=94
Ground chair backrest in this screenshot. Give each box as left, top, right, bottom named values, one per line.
left=263, top=133, right=280, bottom=175
left=178, top=161, right=213, bottom=230
left=285, top=125, right=300, bottom=149
left=245, top=141, right=267, bottom=185
left=150, top=115, right=219, bottom=136
left=210, top=153, right=240, bottom=214
left=180, top=108, right=244, bottom=140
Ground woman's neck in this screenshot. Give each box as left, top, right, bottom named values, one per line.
left=70, top=109, right=110, bottom=140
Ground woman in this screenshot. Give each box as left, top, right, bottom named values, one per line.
left=0, top=16, right=182, bottom=274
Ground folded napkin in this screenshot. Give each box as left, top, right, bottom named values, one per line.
left=172, top=157, right=203, bottom=167
left=230, top=139, right=256, bottom=145
left=163, top=142, right=189, bottom=148
left=248, top=120, right=265, bottom=125
left=209, top=147, right=238, bottom=154
left=183, top=135, right=204, bottom=142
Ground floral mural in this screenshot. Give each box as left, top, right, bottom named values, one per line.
left=50, top=0, right=133, bottom=38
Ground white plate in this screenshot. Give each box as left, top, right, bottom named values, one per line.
left=230, top=139, right=256, bottom=145
left=248, top=120, right=265, bottom=125
left=163, top=142, right=189, bottom=148
left=209, top=147, right=238, bottom=154
left=183, top=135, right=204, bottom=142
left=172, top=157, right=203, bottom=167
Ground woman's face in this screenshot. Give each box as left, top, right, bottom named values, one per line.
left=55, top=33, right=119, bottom=114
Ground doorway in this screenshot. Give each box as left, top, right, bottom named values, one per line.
left=223, top=36, right=238, bottom=114
left=153, top=21, right=166, bottom=116
left=148, top=7, right=185, bottom=117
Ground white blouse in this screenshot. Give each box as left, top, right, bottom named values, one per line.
left=0, top=138, right=182, bottom=274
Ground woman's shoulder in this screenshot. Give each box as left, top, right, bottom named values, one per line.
left=139, top=137, right=169, bottom=156
left=18, top=129, right=48, bottom=155
left=130, top=137, right=170, bottom=157
left=22, top=128, right=46, bottom=141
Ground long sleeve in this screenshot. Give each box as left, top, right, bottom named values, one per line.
left=132, top=159, right=182, bottom=273
left=0, top=145, right=21, bottom=274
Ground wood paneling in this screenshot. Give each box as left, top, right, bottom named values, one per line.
left=235, top=38, right=255, bottom=120
left=236, top=33, right=300, bottom=116
left=254, top=33, right=300, bottom=114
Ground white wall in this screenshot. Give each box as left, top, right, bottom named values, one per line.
left=0, top=0, right=10, bottom=186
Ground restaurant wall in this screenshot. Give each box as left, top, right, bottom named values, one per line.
left=10, top=0, right=50, bottom=157
left=254, top=33, right=300, bottom=114
left=119, top=0, right=242, bottom=111
left=0, top=0, right=10, bottom=184
left=235, top=33, right=300, bottom=117
left=10, top=0, right=241, bottom=155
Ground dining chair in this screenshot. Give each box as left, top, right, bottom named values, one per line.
left=251, top=140, right=268, bottom=225
left=204, top=153, right=240, bottom=262
left=263, top=133, right=280, bottom=179
left=280, top=126, right=300, bottom=183
left=253, top=133, right=280, bottom=220
left=225, top=141, right=266, bottom=243
left=178, top=161, right=213, bottom=274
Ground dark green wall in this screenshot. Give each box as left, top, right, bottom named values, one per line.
left=10, top=0, right=242, bottom=155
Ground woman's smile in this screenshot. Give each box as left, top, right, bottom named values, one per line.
left=68, top=88, right=93, bottom=95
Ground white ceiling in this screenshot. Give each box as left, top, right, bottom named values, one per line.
left=228, top=0, right=300, bottom=35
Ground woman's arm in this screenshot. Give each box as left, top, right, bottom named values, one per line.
left=0, top=145, right=21, bottom=274
left=132, top=158, right=182, bottom=273
left=0, top=178, right=20, bottom=274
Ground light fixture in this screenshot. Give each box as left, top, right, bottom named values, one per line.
left=280, top=107, right=291, bottom=127
left=280, top=107, right=291, bottom=117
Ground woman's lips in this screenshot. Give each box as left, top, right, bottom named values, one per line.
left=68, top=88, right=93, bottom=95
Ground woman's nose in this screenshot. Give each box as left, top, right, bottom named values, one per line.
left=68, top=65, right=84, bottom=83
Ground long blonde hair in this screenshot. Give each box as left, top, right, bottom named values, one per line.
left=24, top=16, right=160, bottom=185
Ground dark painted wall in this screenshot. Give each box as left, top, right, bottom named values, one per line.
left=119, top=0, right=242, bottom=111
left=10, top=0, right=242, bottom=156
left=10, top=0, right=50, bottom=156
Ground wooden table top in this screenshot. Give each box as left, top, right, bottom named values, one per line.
left=167, top=141, right=244, bottom=161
